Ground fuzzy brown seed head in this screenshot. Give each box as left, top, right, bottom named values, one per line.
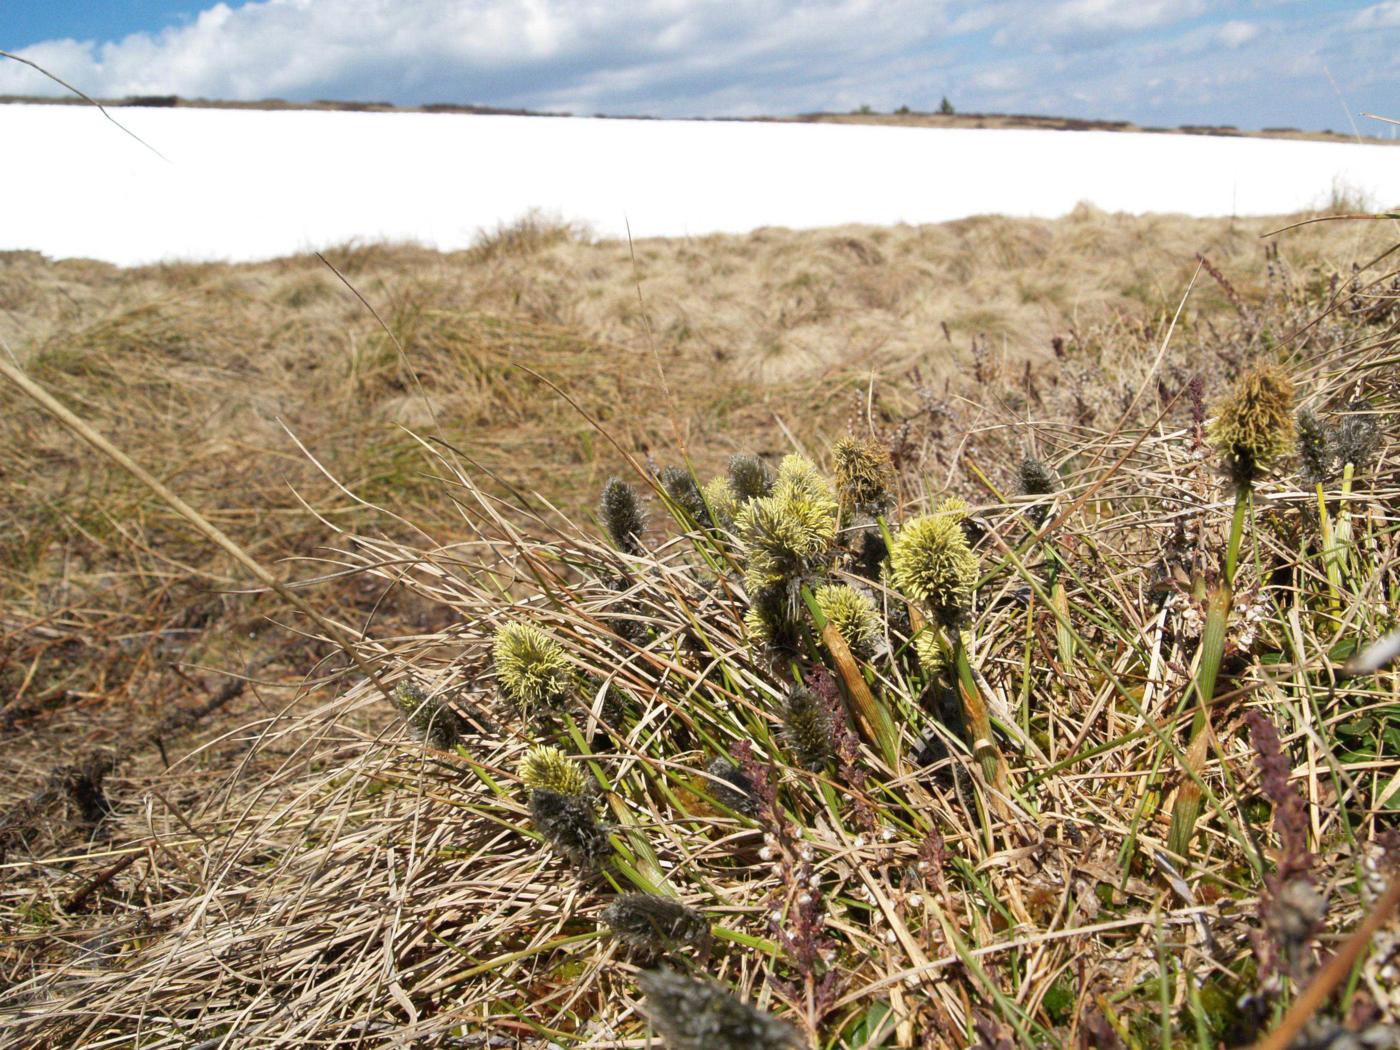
left=889, top=498, right=979, bottom=625
left=1207, top=364, right=1295, bottom=483
left=528, top=788, right=610, bottom=869
left=392, top=679, right=464, bottom=749
left=702, top=757, right=757, bottom=815
left=599, top=477, right=646, bottom=555
left=832, top=435, right=896, bottom=516
left=781, top=686, right=834, bottom=770
left=727, top=453, right=773, bottom=501
left=1296, top=408, right=1330, bottom=486
left=637, top=969, right=801, bottom=1050
left=600, top=893, right=710, bottom=958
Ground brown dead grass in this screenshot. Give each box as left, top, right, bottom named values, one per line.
left=0, top=209, right=1396, bottom=1046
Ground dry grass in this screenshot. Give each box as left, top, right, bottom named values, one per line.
left=1, top=209, right=1398, bottom=1047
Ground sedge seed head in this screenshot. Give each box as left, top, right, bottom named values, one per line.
left=727, top=453, right=773, bottom=501
left=782, top=686, right=834, bottom=771
left=637, top=969, right=801, bottom=1050
left=528, top=788, right=610, bottom=869
left=1334, top=401, right=1381, bottom=473
left=890, top=503, right=979, bottom=624
left=520, top=745, right=588, bottom=797
left=391, top=679, right=463, bottom=749
left=832, top=435, right=897, bottom=516
left=1207, top=364, right=1295, bottom=483
left=813, top=583, right=882, bottom=657
left=659, top=465, right=710, bottom=526
left=599, top=477, right=646, bottom=555
left=701, top=475, right=740, bottom=529
left=737, top=456, right=837, bottom=591
left=1296, top=408, right=1331, bottom=486
left=1016, top=456, right=1059, bottom=527
left=601, top=893, right=710, bottom=958
left=703, top=757, right=757, bottom=816
left=493, top=622, right=576, bottom=712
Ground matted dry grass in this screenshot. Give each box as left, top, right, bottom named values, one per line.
left=1, top=211, right=1398, bottom=1047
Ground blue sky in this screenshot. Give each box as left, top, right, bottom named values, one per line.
left=2, top=1, right=1396, bottom=135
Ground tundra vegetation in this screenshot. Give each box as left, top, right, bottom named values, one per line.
left=0, top=208, right=1398, bottom=1047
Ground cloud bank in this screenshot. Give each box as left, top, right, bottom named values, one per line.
left=1, top=0, right=1394, bottom=133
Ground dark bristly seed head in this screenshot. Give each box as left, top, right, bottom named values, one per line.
left=1296, top=408, right=1331, bottom=486
left=832, top=434, right=896, bottom=516
left=659, top=465, right=711, bottom=526
left=1206, top=363, right=1295, bottom=484
left=782, top=686, right=834, bottom=770
left=637, top=969, right=800, bottom=1050
left=599, top=477, right=646, bottom=555
left=1016, top=456, right=1059, bottom=526
left=1333, top=400, right=1381, bottom=473
left=528, top=788, right=611, bottom=869
left=392, top=680, right=463, bottom=750
left=601, top=893, right=709, bottom=957
left=727, top=453, right=774, bottom=501
left=703, top=756, right=758, bottom=815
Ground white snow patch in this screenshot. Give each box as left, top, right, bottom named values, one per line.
left=3, top=105, right=1396, bottom=266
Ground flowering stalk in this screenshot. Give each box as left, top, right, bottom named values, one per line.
left=1168, top=364, right=1293, bottom=859
left=802, top=584, right=900, bottom=768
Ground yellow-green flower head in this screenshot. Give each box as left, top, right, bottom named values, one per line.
left=890, top=502, right=979, bottom=624
left=701, top=475, right=740, bottom=528
left=912, top=629, right=947, bottom=674
left=832, top=435, right=897, bottom=516
left=1207, top=364, right=1295, bottom=483
left=520, top=745, right=589, bottom=797
left=774, top=453, right=836, bottom=506
left=493, top=621, right=576, bottom=711
left=736, top=456, right=837, bottom=592
left=813, top=583, right=882, bottom=656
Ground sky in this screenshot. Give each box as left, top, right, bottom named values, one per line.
left=1, top=1, right=1397, bottom=135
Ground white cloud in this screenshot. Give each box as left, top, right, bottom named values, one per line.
left=1349, top=1, right=1400, bottom=29
left=0, top=0, right=952, bottom=116
left=0, top=0, right=1393, bottom=135
left=1216, top=20, right=1259, bottom=47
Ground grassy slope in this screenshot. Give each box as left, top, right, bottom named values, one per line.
left=0, top=209, right=1397, bottom=1045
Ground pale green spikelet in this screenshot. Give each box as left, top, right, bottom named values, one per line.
left=529, top=788, right=610, bottom=869
left=701, top=475, right=740, bottom=529
left=600, top=477, right=646, bottom=554
left=736, top=455, right=837, bottom=593
left=813, top=582, right=882, bottom=657
left=832, top=435, right=896, bottom=516
left=391, top=679, right=464, bottom=749
left=912, top=629, right=948, bottom=674
left=782, top=686, right=833, bottom=770
left=1207, top=364, right=1295, bottom=483
left=727, top=453, right=773, bottom=501
left=493, top=622, right=576, bottom=712
left=890, top=500, right=979, bottom=625
left=600, top=893, right=710, bottom=958
left=637, top=969, right=801, bottom=1050
left=774, top=453, right=836, bottom=507
left=520, top=745, right=589, bottom=797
